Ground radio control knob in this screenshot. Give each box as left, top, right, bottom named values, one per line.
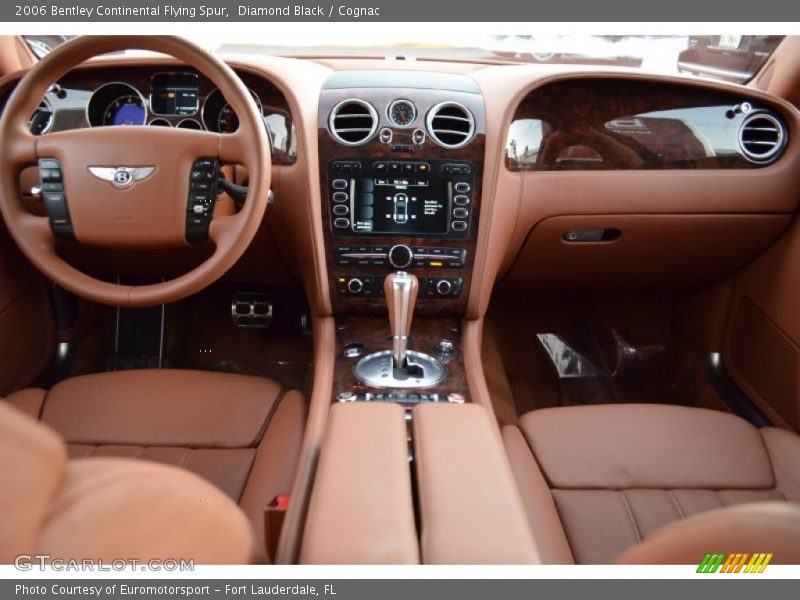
left=436, top=279, right=453, bottom=296
left=347, top=278, right=364, bottom=294
left=388, top=244, right=413, bottom=269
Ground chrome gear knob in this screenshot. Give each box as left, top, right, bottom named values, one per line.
left=384, top=271, right=419, bottom=368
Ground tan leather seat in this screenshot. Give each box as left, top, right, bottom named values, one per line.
left=4, top=369, right=307, bottom=560
left=0, top=401, right=257, bottom=564
left=503, top=404, right=800, bottom=564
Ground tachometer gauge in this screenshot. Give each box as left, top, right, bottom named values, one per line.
left=203, top=87, right=262, bottom=133
left=216, top=91, right=263, bottom=133
left=388, top=99, right=417, bottom=127
left=102, top=94, right=146, bottom=126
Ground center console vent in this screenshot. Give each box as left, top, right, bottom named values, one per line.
left=329, top=99, right=378, bottom=146
left=426, top=101, right=475, bottom=148
left=738, top=112, right=787, bottom=164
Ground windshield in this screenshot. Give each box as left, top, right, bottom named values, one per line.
left=25, top=34, right=785, bottom=85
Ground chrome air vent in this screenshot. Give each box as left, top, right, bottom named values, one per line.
left=329, top=99, right=378, bottom=146
left=426, top=101, right=475, bottom=148
left=738, top=112, right=787, bottom=164
left=28, top=99, right=53, bottom=135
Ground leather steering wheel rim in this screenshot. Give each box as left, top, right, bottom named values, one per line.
left=0, top=35, right=271, bottom=307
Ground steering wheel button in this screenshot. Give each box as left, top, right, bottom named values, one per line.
left=40, top=168, right=62, bottom=183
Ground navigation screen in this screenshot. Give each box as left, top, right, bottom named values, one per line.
left=351, top=177, right=449, bottom=235
left=150, top=72, right=199, bottom=116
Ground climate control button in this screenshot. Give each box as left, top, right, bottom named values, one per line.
left=347, top=278, right=364, bottom=294
left=435, top=279, right=453, bottom=295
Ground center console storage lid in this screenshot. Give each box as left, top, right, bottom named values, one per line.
left=299, top=403, right=419, bottom=564
left=413, top=403, right=541, bottom=564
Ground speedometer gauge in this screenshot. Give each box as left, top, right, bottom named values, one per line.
left=102, top=95, right=146, bottom=126
left=388, top=99, right=417, bottom=127
left=87, top=82, right=146, bottom=128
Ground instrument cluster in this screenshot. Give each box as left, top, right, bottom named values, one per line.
left=85, top=71, right=269, bottom=134
left=6, top=68, right=298, bottom=165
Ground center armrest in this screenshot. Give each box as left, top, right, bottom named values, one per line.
left=299, top=402, right=419, bottom=564
left=412, top=403, right=541, bottom=564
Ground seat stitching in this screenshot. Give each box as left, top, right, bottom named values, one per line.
left=666, top=490, right=686, bottom=520
left=237, top=391, right=290, bottom=505
left=177, top=448, right=191, bottom=469
left=759, top=429, right=780, bottom=490
left=549, top=491, right=579, bottom=562
left=516, top=425, right=557, bottom=489
left=618, top=490, right=642, bottom=543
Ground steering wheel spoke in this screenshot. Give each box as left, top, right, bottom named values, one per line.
left=8, top=129, right=39, bottom=168
left=218, top=129, right=251, bottom=166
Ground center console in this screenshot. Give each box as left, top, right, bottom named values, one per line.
left=318, top=72, right=485, bottom=405
left=318, top=72, right=485, bottom=315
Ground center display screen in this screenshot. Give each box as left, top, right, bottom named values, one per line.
left=351, top=176, right=449, bottom=235
left=328, top=159, right=475, bottom=239
left=150, top=72, right=199, bottom=116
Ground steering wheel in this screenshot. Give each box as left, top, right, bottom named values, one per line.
left=0, top=36, right=271, bottom=307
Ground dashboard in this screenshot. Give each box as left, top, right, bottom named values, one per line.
left=1, top=53, right=799, bottom=320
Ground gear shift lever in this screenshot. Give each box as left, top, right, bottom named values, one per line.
left=384, top=271, right=418, bottom=368
left=353, top=271, right=446, bottom=389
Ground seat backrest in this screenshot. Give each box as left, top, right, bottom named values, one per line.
left=0, top=402, right=257, bottom=565
left=615, top=501, right=800, bottom=565
left=0, top=401, right=66, bottom=563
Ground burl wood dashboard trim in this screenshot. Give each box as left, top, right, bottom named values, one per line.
left=504, top=77, right=785, bottom=171
left=317, top=83, right=485, bottom=317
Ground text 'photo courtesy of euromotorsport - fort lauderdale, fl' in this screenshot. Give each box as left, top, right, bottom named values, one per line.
left=1, top=0, right=800, bottom=598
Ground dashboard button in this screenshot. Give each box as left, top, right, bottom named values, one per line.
left=333, top=217, right=350, bottom=229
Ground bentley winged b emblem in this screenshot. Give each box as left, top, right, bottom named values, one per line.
left=88, top=166, right=156, bottom=189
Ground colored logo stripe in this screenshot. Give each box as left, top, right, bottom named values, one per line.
left=697, top=553, right=772, bottom=573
